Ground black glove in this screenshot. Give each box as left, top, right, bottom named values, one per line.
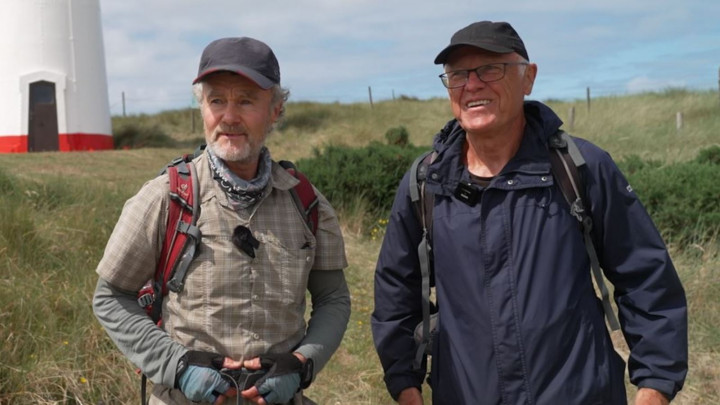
left=175, top=350, right=229, bottom=403
left=253, top=353, right=313, bottom=404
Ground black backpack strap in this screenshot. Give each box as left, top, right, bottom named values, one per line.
left=548, top=130, right=620, bottom=331
left=410, top=150, right=437, bottom=370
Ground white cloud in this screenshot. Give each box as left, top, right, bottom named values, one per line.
left=96, top=0, right=720, bottom=113
left=626, top=76, right=686, bottom=94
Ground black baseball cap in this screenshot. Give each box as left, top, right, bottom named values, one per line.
left=193, top=37, right=280, bottom=89
left=434, top=21, right=529, bottom=64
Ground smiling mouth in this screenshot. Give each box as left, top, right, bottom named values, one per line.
left=466, top=100, right=491, bottom=108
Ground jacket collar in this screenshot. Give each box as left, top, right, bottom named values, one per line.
left=426, top=101, right=563, bottom=195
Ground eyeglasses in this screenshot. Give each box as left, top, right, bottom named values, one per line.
left=439, top=62, right=529, bottom=89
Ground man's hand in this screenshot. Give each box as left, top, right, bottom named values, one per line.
left=176, top=351, right=243, bottom=404
left=635, top=388, right=670, bottom=405
left=240, top=352, right=305, bottom=404
left=397, top=387, right=423, bottom=405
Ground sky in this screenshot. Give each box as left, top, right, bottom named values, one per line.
left=99, top=0, right=720, bottom=115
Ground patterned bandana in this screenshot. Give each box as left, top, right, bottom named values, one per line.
left=207, top=146, right=273, bottom=210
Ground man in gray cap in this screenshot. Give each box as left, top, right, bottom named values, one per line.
left=372, top=21, right=687, bottom=404
left=93, top=37, right=350, bottom=404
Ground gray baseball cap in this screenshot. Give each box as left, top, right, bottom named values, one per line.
left=193, top=37, right=280, bottom=89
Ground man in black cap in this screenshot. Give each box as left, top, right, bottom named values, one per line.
left=93, top=37, right=350, bottom=404
left=372, top=21, right=687, bottom=404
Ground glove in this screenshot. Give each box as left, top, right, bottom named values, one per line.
left=176, top=351, right=230, bottom=403
left=257, top=373, right=301, bottom=404
left=254, top=353, right=313, bottom=404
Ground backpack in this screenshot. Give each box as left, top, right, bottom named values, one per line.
left=410, top=129, right=620, bottom=370
left=135, top=146, right=319, bottom=404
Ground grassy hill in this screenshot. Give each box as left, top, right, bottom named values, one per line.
left=1, top=90, right=718, bottom=404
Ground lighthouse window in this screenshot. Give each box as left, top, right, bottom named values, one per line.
left=30, top=81, right=55, bottom=105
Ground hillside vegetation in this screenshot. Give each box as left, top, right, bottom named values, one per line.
left=1, top=90, right=719, bottom=404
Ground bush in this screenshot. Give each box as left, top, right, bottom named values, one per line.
left=384, top=126, right=409, bottom=146
left=627, top=160, right=720, bottom=246
left=617, top=154, right=662, bottom=176
left=296, top=142, right=428, bottom=217
left=298, top=143, right=719, bottom=248
left=112, top=123, right=177, bottom=149
left=694, top=145, right=720, bottom=165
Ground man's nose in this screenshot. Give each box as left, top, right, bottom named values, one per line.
left=222, top=103, right=243, bottom=124
left=465, top=70, right=487, bottom=89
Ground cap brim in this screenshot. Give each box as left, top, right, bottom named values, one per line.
left=434, top=42, right=516, bottom=64
left=192, top=65, right=274, bottom=89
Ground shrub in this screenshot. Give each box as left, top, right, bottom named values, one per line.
left=694, top=145, right=720, bottom=165
left=397, top=94, right=420, bottom=101
left=112, top=122, right=177, bottom=149
left=627, top=160, right=720, bottom=246
left=296, top=142, right=428, bottom=217
left=384, top=126, right=409, bottom=146
left=617, top=154, right=662, bottom=176
left=297, top=143, right=720, bottom=248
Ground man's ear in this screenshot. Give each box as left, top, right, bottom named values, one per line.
left=523, top=63, right=538, bottom=96
left=271, top=101, right=283, bottom=123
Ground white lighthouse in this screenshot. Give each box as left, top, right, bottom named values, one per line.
left=0, top=0, right=113, bottom=153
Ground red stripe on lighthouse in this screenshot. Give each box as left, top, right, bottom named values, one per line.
left=0, top=133, right=114, bottom=153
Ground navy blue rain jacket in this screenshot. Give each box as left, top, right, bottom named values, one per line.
left=371, top=101, right=687, bottom=404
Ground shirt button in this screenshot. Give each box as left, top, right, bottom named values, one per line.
left=252, top=294, right=258, bottom=300
left=431, top=173, right=439, bottom=180
left=252, top=333, right=260, bottom=340
left=541, top=176, right=548, bottom=182
left=507, top=179, right=515, bottom=185
left=306, top=256, right=311, bottom=262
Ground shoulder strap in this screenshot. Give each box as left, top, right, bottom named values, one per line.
left=279, top=160, right=319, bottom=235
left=138, top=152, right=204, bottom=405
left=410, top=150, right=437, bottom=370
left=548, top=130, right=620, bottom=331
left=164, top=161, right=201, bottom=294
left=137, top=156, right=201, bottom=324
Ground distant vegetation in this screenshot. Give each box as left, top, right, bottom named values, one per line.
left=1, top=89, right=719, bottom=404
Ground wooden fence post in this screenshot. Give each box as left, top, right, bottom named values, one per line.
left=122, top=91, right=126, bottom=117
left=568, top=106, right=575, bottom=131
left=676, top=112, right=683, bottom=134
left=586, top=87, right=591, bottom=114
left=368, top=86, right=374, bottom=109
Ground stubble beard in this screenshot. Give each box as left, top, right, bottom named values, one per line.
left=206, top=126, right=269, bottom=164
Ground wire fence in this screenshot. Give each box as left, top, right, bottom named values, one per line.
left=110, top=68, right=720, bottom=116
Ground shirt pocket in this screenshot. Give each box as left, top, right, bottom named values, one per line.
left=256, top=232, right=314, bottom=305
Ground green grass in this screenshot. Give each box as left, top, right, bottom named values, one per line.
left=1, top=91, right=719, bottom=404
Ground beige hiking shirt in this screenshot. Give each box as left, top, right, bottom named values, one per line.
left=95, top=152, right=348, bottom=404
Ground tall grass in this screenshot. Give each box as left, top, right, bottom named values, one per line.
left=546, top=89, right=720, bottom=163
left=2, top=91, right=719, bottom=403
